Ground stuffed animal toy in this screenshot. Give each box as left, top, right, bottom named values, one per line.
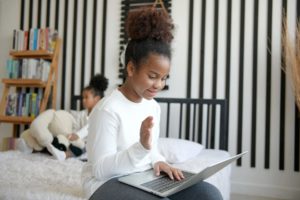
left=51, top=134, right=85, bottom=156
left=21, top=109, right=85, bottom=156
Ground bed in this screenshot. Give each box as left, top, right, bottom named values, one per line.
left=0, top=97, right=230, bottom=200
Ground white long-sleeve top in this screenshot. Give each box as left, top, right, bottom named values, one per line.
left=81, top=89, right=165, bottom=198
left=70, top=109, right=89, bottom=140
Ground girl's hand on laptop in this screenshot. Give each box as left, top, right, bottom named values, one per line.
left=154, top=161, right=185, bottom=181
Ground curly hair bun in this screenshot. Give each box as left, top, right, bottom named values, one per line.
left=126, top=7, right=174, bottom=44
left=89, top=74, right=108, bottom=92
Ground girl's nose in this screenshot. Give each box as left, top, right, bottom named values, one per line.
left=153, top=79, right=164, bottom=89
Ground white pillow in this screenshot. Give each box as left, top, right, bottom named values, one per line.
left=157, top=138, right=204, bottom=164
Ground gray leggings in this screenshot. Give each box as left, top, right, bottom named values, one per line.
left=89, top=177, right=223, bottom=200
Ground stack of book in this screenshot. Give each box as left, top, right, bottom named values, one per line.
left=12, top=28, right=58, bottom=52
left=6, top=58, right=50, bottom=81
left=5, top=89, right=43, bottom=118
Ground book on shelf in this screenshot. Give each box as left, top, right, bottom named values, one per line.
left=35, top=89, right=43, bottom=116
left=30, top=28, right=39, bottom=51
left=47, top=28, right=58, bottom=52
left=24, top=30, right=29, bottom=50
left=6, top=59, right=21, bottom=79
left=39, top=29, right=46, bottom=50
left=12, top=28, right=58, bottom=52
left=30, top=93, right=37, bottom=118
left=6, top=59, right=12, bottom=78
left=17, top=92, right=24, bottom=116
left=19, top=30, right=24, bottom=51
left=21, top=92, right=27, bottom=116
left=12, top=30, right=16, bottom=50
left=5, top=93, right=17, bottom=116
left=25, top=92, right=31, bottom=116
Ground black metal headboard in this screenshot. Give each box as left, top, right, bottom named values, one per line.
left=71, top=96, right=228, bottom=151
left=155, top=98, right=228, bottom=151
left=71, top=95, right=83, bottom=111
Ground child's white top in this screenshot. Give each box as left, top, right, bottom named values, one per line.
left=70, top=109, right=89, bottom=139
left=81, top=89, right=165, bottom=198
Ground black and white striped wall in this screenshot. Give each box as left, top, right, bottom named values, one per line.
left=174, top=0, right=299, bottom=198
left=1, top=0, right=299, bottom=198
left=182, top=0, right=299, bottom=170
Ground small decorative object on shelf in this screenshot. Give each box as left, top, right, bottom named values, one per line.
left=0, top=28, right=61, bottom=137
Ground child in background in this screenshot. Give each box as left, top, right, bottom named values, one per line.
left=17, top=74, right=108, bottom=161
left=46, top=74, right=108, bottom=160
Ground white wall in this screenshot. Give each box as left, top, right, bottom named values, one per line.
left=0, top=0, right=19, bottom=148
left=0, top=0, right=299, bottom=198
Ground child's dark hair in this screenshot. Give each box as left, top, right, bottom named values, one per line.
left=125, top=7, right=174, bottom=70
left=84, top=74, right=108, bottom=97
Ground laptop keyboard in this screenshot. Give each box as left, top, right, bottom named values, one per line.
left=141, top=171, right=195, bottom=193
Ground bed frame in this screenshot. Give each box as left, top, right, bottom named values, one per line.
left=71, top=96, right=228, bottom=151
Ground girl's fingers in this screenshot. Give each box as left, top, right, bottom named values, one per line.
left=172, top=168, right=184, bottom=181
left=166, top=168, right=174, bottom=180
left=154, top=164, right=160, bottom=176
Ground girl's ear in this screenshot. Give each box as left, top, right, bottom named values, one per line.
left=126, top=61, right=135, bottom=77
left=95, top=96, right=101, bottom=102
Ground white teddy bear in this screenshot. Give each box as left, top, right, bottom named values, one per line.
left=20, top=109, right=85, bottom=158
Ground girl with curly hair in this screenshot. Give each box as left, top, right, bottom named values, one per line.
left=82, top=7, right=222, bottom=200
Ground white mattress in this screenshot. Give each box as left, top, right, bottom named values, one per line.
left=0, top=149, right=230, bottom=200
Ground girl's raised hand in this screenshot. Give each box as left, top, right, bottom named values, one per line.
left=140, top=116, right=154, bottom=150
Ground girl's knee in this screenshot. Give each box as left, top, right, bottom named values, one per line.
left=171, top=181, right=223, bottom=200
left=194, top=181, right=223, bottom=200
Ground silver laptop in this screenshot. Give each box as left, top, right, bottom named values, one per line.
left=119, top=151, right=248, bottom=197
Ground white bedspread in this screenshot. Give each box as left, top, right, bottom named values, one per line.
left=0, top=150, right=230, bottom=200
left=0, top=151, right=85, bottom=200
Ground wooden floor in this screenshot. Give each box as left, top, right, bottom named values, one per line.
left=231, top=193, right=287, bottom=200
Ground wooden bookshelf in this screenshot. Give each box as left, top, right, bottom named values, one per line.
left=0, top=115, right=33, bottom=124
left=10, top=50, right=53, bottom=59
left=0, top=39, right=61, bottom=130
left=2, top=79, right=47, bottom=87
